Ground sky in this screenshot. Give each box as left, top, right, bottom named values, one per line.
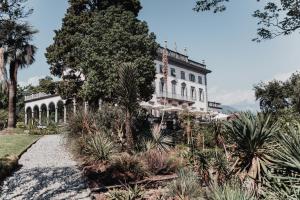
left=19, top=0, right=300, bottom=111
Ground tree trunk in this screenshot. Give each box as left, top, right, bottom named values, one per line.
left=7, top=63, right=18, bottom=129
left=125, top=110, right=134, bottom=152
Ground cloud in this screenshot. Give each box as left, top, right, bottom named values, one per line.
left=19, top=76, right=45, bottom=87
left=272, top=69, right=300, bottom=82
left=208, top=86, right=259, bottom=111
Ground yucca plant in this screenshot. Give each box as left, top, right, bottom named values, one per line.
left=208, top=181, right=256, bottom=200
left=144, top=124, right=173, bottom=152
left=264, top=123, right=300, bottom=194
left=166, top=168, right=203, bottom=199
left=83, top=132, right=115, bottom=161
left=107, top=184, right=145, bottom=200
left=224, top=112, right=278, bottom=188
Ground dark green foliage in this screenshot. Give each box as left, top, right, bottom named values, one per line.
left=254, top=72, right=300, bottom=117
left=46, top=0, right=158, bottom=103
left=224, top=112, right=278, bottom=183
left=194, top=0, right=300, bottom=41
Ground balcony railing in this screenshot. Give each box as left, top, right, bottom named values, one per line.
left=25, top=92, right=52, bottom=101
left=156, top=92, right=196, bottom=102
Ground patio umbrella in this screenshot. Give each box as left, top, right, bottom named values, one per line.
left=161, top=106, right=183, bottom=112
left=140, top=101, right=154, bottom=109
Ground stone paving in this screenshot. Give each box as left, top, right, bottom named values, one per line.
left=0, top=135, right=91, bottom=200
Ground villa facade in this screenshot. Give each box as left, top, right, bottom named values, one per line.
left=24, top=47, right=211, bottom=125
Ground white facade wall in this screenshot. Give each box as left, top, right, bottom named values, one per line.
left=150, top=60, right=208, bottom=112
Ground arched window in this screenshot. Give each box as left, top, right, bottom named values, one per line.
left=159, top=78, right=164, bottom=93
left=171, top=80, right=177, bottom=95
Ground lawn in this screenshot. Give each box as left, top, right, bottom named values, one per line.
left=0, top=134, right=41, bottom=158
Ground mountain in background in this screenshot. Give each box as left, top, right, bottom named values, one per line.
left=221, top=105, right=239, bottom=114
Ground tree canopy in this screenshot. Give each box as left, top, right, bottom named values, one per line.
left=254, top=72, right=300, bottom=114
left=194, top=0, right=300, bottom=41
left=46, top=0, right=158, bottom=103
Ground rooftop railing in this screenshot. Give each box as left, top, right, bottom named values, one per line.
left=25, top=92, right=52, bottom=101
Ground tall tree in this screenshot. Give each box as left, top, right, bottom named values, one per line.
left=0, top=0, right=37, bottom=128
left=194, top=0, right=300, bottom=41
left=46, top=0, right=157, bottom=149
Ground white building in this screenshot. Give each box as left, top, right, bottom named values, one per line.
left=149, top=47, right=211, bottom=113
left=24, top=47, right=211, bottom=125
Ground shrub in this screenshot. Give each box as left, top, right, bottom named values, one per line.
left=107, top=153, right=147, bottom=182
left=224, top=112, right=278, bottom=185
left=166, top=168, right=202, bottom=199
left=143, top=124, right=173, bottom=152
left=16, top=122, right=26, bottom=129
left=143, top=150, right=179, bottom=175
left=107, top=184, right=145, bottom=200
left=82, top=132, right=115, bottom=161
left=0, top=156, right=18, bottom=182
left=207, top=182, right=256, bottom=200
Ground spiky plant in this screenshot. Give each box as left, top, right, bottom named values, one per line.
left=224, top=112, right=278, bottom=188
left=208, top=181, right=256, bottom=200
left=166, top=168, right=203, bottom=199
left=83, top=132, right=115, bottom=161
left=264, top=123, right=300, bottom=196
left=107, top=184, right=145, bottom=200
left=144, top=124, right=173, bottom=152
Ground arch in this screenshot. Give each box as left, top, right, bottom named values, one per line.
left=57, top=100, right=64, bottom=124
left=26, top=107, right=32, bottom=125
left=48, top=102, right=56, bottom=123
left=40, top=104, right=47, bottom=126
left=33, top=105, right=39, bottom=125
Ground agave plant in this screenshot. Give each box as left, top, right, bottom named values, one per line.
left=83, top=132, right=115, bottom=161
left=264, top=123, right=300, bottom=192
left=208, top=181, right=256, bottom=200
left=224, top=112, right=278, bottom=188
left=144, top=124, right=173, bottom=152
left=166, top=168, right=203, bottom=200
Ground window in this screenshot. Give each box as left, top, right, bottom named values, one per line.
left=191, top=87, right=196, bottom=99
left=181, top=83, right=186, bottom=97
left=159, top=78, right=164, bottom=93
left=181, top=71, right=185, bottom=80
left=171, top=80, right=177, bottom=94
left=159, top=65, right=163, bottom=73
left=199, top=88, right=204, bottom=102
left=198, top=76, right=203, bottom=84
left=189, top=74, right=195, bottom=82
left=171, top=68, right=176, bottom=77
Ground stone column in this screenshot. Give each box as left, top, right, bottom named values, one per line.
left=64, top=104, right=67, bottom=123
left=25, top=112, right=27, bottom=125
left=98, top=99, right=102, bottom=111
left=55, top=106, right=58, bottom=123
left=46, top=107, right=50, bottom=124
left=73, top=98, right=77, bottom=114
left=31, top=111, right=34, bottom=125
left=39, top=110, right=42, bottom=126
left=84, top=101, right=88, bottom=113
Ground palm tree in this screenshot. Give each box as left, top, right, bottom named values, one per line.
left=117, top=63, right=139, bottom=151
left=224, top=112, right=278, bottom=190
left=0, top=23, right=37, bottom=128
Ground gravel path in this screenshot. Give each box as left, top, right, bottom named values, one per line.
left=0, top=135, right=91, bottom=200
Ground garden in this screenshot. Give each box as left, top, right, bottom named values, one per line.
left=62, top=101, right=300, bottom=199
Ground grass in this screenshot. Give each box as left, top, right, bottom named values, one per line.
left=0, top=134, right=41, bottom=158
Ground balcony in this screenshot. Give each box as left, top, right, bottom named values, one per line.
left=156, top=92, right=196, bottom=103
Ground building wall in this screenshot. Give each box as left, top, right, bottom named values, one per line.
left=150, top=60, right=208, bottom=112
